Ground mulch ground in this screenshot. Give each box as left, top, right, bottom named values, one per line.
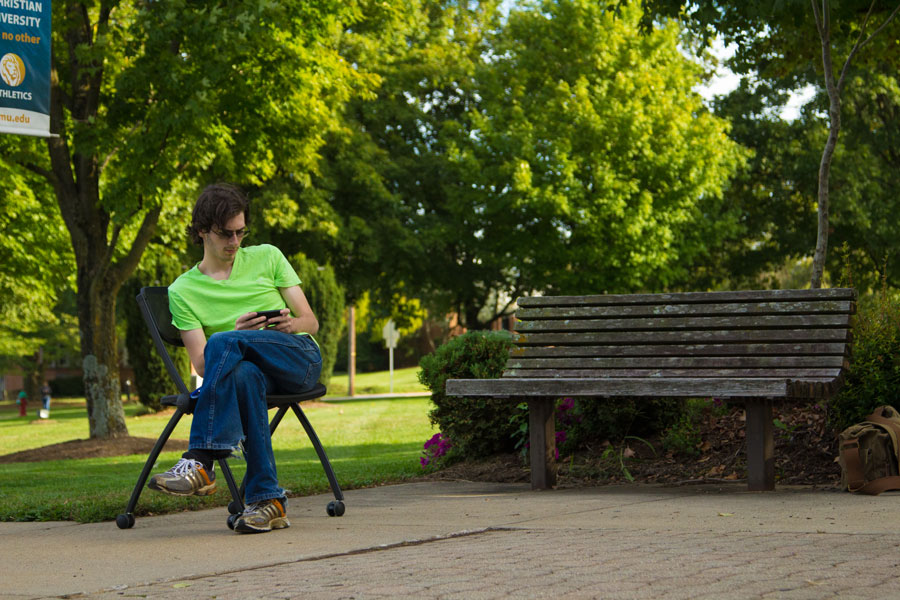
left=427, top=402, right=843, bottom=489
left=0, top=435, right=190, bottom=464
left=1, top=402, right=842, bottom=490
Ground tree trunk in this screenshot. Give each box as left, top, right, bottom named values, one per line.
left=811, top=94, right=840, bottom=289
left=809, top=0, right=900, bottom=287
left=78, top=269, right=128, bottom=438
left=810, top=0, right=840, bottom=290
left=44, top=3, right=160, bottom=439
left=22, top=349, right=44, bottom=404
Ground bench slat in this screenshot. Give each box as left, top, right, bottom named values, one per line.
left=510, top=342, right=849, bottom=358
left=516, top=300, right=854, bottom=321
left=506, top=355, right=847, bottom=370
left=446, top=377, right=798, bottom=397
left=516, top=288, right=856, bottom=307
left=515, top=314, right=851, bottom=333
left=515, top=329, right=851, bottom=346
left=502, top=368, right=842, bottom=378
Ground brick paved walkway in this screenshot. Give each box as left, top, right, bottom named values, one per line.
left=79, top=525, right=900, bottom=599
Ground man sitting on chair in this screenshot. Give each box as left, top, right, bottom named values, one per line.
left=148, top=183, right=322, bottom=534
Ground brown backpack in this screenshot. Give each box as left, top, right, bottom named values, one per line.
left=839, top=406, right=900, bottom=495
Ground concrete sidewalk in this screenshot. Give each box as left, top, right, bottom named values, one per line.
left=4, top=481, right=900, bottom=599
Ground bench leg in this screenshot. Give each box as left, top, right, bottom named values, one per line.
left=528, top=399, right=557, bottom=490
left=746, top=400, right=775, bottom=491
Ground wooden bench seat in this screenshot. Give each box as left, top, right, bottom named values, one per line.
left=446, top=288, right=856, bottom=491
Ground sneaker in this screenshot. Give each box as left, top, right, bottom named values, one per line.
left=234, top=499, right=290, bottom=533
left=147, top=458, right=216, bottom=496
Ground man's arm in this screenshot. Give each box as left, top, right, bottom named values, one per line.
left=274, top=285, right=319, bottom=335
left=180, top=328, right=208, bottom=378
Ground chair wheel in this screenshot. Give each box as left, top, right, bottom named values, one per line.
left=327, top=500, right=345, bottom=517
left=228, top=500, right=243, bottom=515
left=227, top=513, right=239, bottom=530
left=116, top=513, right=135, bottom=529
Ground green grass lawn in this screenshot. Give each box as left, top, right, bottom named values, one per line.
left=0, top=369, right=436, bottom=523
left=326, top=366, right=429, bottom=397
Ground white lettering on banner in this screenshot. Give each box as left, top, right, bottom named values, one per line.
left=0, top=88, right=32, bottom=100
left=0, top=1, right=42, bottom=12
left=0, top=12, right=40, bottom=27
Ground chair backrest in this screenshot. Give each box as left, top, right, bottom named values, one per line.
left=136, top=286, right=190, bottom=394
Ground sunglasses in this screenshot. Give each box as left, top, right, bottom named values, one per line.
left=210, top=227, right=249, bottom=240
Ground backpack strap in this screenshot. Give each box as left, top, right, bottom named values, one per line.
left=841, top=438, right=869, bottom=492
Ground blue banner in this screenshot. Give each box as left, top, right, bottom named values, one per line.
left=0, top=0, right=51, bottom=137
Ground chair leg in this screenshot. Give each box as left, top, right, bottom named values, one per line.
left=231, top=403, right=345, bottom=517
left=217, top=458, right=244, bottom=513
left=117, top=407, right=186, bottom=529
left=291, top=403, right=344, bottom=502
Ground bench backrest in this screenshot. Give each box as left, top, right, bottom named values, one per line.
left=507, top=288, right=855, bottom=392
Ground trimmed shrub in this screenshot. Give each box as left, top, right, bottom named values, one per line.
left=290, top=253, right=345, bottom=386
left=830, top=292, right=900, bottom=432
left=418, top=330, right=516, bottom=459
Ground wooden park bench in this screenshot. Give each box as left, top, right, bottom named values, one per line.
left=446, top=288, right=856, bottom=491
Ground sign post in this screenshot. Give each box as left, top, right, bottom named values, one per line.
left=381, top=319, right=399, bottom=394
left=1, top=0, right=53, bottom=137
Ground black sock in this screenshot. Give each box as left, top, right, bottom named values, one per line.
left=182, top=449, right=229, bottom=472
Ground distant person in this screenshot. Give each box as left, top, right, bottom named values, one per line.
left=16, top=389, right=27, bottom=417
left=41, top=381, right=52, bottom=414
left=147, top=183, right=322, bottom=534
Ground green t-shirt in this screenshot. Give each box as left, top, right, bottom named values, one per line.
left=168, top=244, right=304, bottom=338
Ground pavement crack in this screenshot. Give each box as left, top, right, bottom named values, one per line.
left=217, top=527, right=519, bottom=576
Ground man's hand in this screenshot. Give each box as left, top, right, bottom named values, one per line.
left=265, top=310, right=296, bottom=333
left=236, top=310, right=291, bottom=331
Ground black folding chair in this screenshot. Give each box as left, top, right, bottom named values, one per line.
left=116, top=286, right=345, bottom=529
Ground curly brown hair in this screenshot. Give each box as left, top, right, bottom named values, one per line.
left=187, top=183, right=251, bottom=245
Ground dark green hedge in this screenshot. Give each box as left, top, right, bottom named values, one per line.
left=418, top=330, right=516, bottom=459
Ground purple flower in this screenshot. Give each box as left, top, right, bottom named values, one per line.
left=421, top=433, right=453, bottom=469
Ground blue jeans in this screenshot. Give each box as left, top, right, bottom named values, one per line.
left=189, top=330, right=322, bottom=504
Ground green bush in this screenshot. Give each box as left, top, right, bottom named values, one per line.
left=830, top=292, right=900, bottom=432
left=290, top=253, right=345, bottom=386
left=418, top=330, right=516, bottom=460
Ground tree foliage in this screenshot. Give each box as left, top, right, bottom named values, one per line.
left=290, top=253, right=345, bottom=386
left=0, top=147, right=76, bottom=387
left=642, top=0, right=900, bottom=287
left=327, top=0, right=744, bottom=328
left=1, top=0, right=379, bottom=437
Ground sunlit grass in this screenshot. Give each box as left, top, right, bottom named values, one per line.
left=326, top=366, right=429, bottom=397
left=0, top=379, right=436, bottom=523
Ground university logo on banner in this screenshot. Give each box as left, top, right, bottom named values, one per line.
left=0, top=0, right=52, bottom=137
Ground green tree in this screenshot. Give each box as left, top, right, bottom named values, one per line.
left=350, top=0, right=744, bottom=326
left=0, top=151, right=76, bottom=395
left=290, top=253, right=345, bottom=385
left=1, top=1, right=378, bottom=438
left=642, top=0, right=900, bottom=288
